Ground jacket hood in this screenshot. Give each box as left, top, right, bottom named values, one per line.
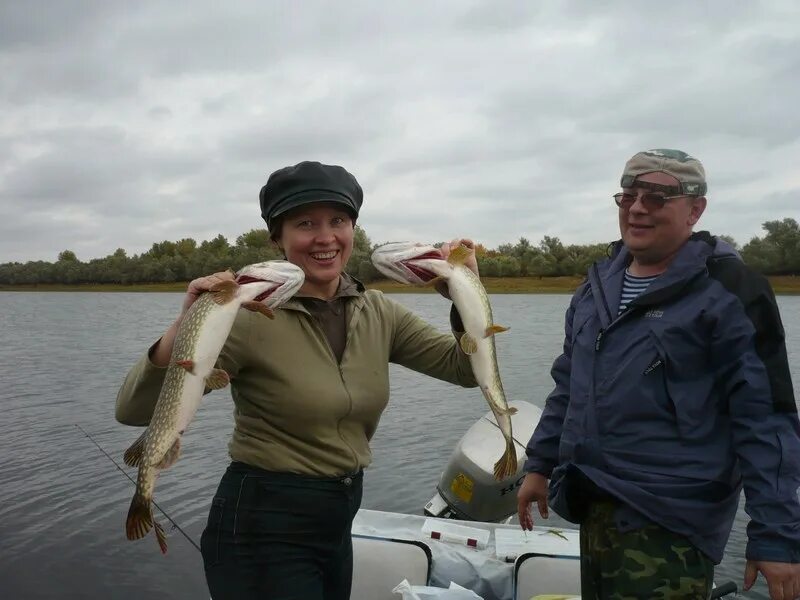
left=707, top=235, right=740, bottom=261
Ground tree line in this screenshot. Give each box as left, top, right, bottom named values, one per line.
left=1, top=218, right=797, bottom=285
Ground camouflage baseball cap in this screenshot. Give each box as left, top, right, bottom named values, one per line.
left=620, top=149, right=707, bottom=196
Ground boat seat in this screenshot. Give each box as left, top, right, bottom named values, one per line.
left=514, top=552, right=581, bottom=600
left=351, top=535, right=432, bottom=600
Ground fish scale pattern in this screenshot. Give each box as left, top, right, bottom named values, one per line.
left=144, top=294, right=214, bottom=463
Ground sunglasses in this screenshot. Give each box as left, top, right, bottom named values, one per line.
left=613, top=191, right=690, bottom=210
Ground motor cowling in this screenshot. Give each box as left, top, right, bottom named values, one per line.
left=424, top=401, right=543, bottom=522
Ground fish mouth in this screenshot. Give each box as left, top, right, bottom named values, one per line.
left=235, top=275, right=279, bottom=302
left=253, top=286, right=279, bottom=302
left=401, top=250, right=442, bottom=282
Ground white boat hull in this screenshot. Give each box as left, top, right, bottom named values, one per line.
left=351, top=509, right=579, bottom=600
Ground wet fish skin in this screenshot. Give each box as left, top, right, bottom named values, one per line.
left=371, top=242, right=518, bottom=480
left=123, top=260, right=304, bottom=553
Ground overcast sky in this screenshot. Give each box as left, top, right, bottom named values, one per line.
left=1, top=0, right=799, bottom=263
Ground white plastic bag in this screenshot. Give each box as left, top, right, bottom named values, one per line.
left=392, top=578, right=484, bottom=600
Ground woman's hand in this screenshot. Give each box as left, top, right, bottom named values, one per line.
left=436, top=238, right=479, bottom=299
left=180, top=270, right=236, bottom=318
left=149, top=270, right=236, bottom=368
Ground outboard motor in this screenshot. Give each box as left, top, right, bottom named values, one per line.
left=424, top=401, right=542, bottom=522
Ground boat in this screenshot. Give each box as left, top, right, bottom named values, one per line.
left=348, top=401, right=738, bottom=600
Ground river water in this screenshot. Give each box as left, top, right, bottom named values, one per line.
left=1, top=291, right=798, bottom=599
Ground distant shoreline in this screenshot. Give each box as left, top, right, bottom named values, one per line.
left=2, top=275, right=798, bottom=294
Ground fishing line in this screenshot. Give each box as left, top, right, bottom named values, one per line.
left=74, top=423, right=202, bottom=553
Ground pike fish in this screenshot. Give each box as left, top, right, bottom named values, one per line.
left=371, top=242, right=518, bottom=480
left=123, top=260, right=305, bottom=553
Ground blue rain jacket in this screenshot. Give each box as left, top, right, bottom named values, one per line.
left=524, top=232, right=800, bottom=564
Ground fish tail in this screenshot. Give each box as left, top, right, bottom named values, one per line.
left=126, top=492, right=153, bottom=541
left=493, top=437, right=518, bottom=481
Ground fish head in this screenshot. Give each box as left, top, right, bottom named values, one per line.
left=235, top=260, right=305, bottom=307
left=370, top=242, right=449, bottom=285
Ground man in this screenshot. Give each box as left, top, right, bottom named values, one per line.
left=517, top=149, right=800, bottom=600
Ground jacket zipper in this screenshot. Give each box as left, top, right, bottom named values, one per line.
left=586, top=257, right=708, bottom=444
left=590, top=263, right=614, bottom=353
left=590, top=265, right=699, bottom=351
left=293, top=299, right=366, bottom=471
left=591, top=264, right=614, bottom=323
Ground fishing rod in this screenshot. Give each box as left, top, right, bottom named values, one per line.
left=74, top=423, right=201, bottom=553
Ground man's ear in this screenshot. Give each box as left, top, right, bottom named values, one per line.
left=689, top=196, right=707, bottom=226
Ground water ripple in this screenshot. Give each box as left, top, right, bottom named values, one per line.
left=1, top=292, right=797, bottom=598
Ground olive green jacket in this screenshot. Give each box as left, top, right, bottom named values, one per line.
left=115, top=286, right=477, bottom=477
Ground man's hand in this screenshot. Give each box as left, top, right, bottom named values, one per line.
left=744, top=559, right=800, bottom=600
left=516, top=472, right=550, bottom=530
left=436, top=238, right=479, bottom=299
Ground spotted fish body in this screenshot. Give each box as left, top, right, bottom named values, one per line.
left=371, top=242, right=518, bottom=480
left=123, top=261, right=304, bottom=553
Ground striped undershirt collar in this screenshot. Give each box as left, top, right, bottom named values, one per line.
left=619, top=269, right=660, bottom=314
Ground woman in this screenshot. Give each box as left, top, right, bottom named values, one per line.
left=115, top=160, right=479, bottom=600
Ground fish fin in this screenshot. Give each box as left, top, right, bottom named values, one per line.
left=496, top=405, right=518, bottom=416
left=422, top=275, right=443, bottom=287
left=493, top=437, right=518, bottom=481
left=156, top=438, right=181, bottom=470
left=123, top=431, right=148, bottom=468
left=205, top=368, right=230, bottom=390
left=209, top=279, right=239, bottom=305
left=174, top=359, right=195, bottom=373
left=485, top=324, right=509, bottom=337
left=242, top=301, right=275, bottom=319
left=154, top=519, right=169, bottom=554
left=126, top=493, right=153, bottom=541
left=459, top=333, right=478, bottom=355
left=447, top=244, right=471, bottom=265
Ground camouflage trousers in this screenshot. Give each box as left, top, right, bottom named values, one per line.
left=579, top=502, right=714, bottom=600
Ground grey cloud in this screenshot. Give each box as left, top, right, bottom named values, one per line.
left=148, top=106, right=173, bottom=120
left=1, top=1, right=799, bottom=262
left=0, top=208, right=53, bottom=262
left=762, top=190, right=800, bottom=212
left=3, top=128, right=134, bottom=203
left=218, top=84, right=393, bottom=171
left=0, top=201, right=134, bottom=263
left=1, top=2, right=443, bottom=103
left=1, top=51, right=140, bottom=102
left=376, top=130, right=628, bottom=205
left=0, top=2, right=143, bottom=102
left=221, top=112, right=380, bottom=164
left=456, top=1, right=543, bottom=32
left=0, top=1, right=117, bottom=51
left=201, top=94, right=237, bottom=115
left=1, top=126, right=205, bottom=210
left=475, top=10, right=800, bottom=146
left=558, top=0, right=766, bottom=31
left=722, top=189, right=799, bottom=213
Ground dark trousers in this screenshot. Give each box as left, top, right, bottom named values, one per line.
left=200, top=461, right=363, bottom=600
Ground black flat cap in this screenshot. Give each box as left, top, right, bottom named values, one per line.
left=259, top=161, right=363, bottom=231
